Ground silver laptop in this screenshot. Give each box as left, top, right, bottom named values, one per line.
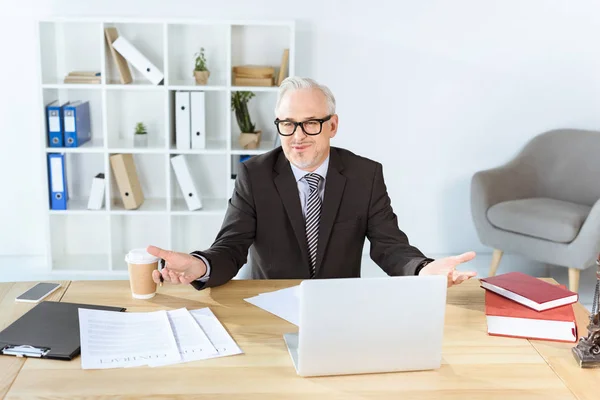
left=283, top=275, right=447, bottom=377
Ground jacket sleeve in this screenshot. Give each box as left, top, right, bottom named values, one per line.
left=190, top=162, right=256, bottom=290
left=366, top=162, right=433, bottom=276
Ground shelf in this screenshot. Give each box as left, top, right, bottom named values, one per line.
left=42, top=82, right=102, bottom=90
left=231, top=23, right=291, bottom=91
left=103, top=22, right=165, bottom=86
left=108, top=153, right=166, bottom=215
left=167, top=83, right=278, bottom=91
left=167, top=90, right=228, bottom=150
left=171, top=198, right=227, bottom=215
left=169, top=139, right=227, bottom=154
left=39, top=21, right=103, bottom=86
left=167, top=23, right=228, bottom=87
left=49, top=214, right=110, bottom=271
left=109, top=138, right=166, bottom=154
left=106, top=90, right=166, bottom=150
left=42, top=88, right=104, bottom=147
left=47, top=153, right=106, bottom=214
left=231, top=86, right=279, bottom=92
left=39, top=18, right=294, bottom=274
left=167, top=82, right=227, bottom=91
left=49, top=198, right=106, bottom=214
left=51, top=254, right=111, bottom=272
left=169, top=154, right=227, bottom=206
left=106, top=81, right=165, bottom=90
left=46, top=138, right=105, bottom=153
left=231, top=140, right=276, bottom=155
left=110, top=198, right=167, bottom=214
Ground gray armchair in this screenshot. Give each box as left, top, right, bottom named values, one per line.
left=471, top=129, right=600, bottom=292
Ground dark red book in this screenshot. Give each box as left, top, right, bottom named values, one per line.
left=480, top=271, right=578, bottom=311
left=485, top=289, right=577, bottom=342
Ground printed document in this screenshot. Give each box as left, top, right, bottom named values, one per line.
left=78, top=308, right=181, bottom=369
left=190, top=308, right=243, bottom=357
left=149, top=308, right=218, bottom=367
left=79, top=307, right=242, bottom=369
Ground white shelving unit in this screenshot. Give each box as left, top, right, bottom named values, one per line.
left=37, top=18, right=295, bottom=275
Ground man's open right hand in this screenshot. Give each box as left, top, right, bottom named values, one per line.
left=146, top=245, right=207, bottom=285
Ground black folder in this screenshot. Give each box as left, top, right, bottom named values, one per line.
left=0, top=301, right=126, bottom=360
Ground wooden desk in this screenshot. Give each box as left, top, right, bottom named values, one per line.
left=1, top=278, right=600, bottom=399
left=0, top=281, right=69, bottom=399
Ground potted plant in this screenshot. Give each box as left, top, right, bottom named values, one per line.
left=134, top=122, right=147, bottom=147
left=231, top=91, right=261, bottom=149
left=193, top=47, right=210, bottom=85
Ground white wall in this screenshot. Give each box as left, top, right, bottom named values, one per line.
left=2, top=0, right=600, bottom=264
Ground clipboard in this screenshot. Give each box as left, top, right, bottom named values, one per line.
left=0, top=301, right=126, bottom=360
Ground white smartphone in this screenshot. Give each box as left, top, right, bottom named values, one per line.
left=15, top=282, right=61, bottom=303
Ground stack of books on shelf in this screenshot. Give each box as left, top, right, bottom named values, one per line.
left=480, top=271, right=579, bottom=342
left=231, top=48, right=289, bottom=87
left=63, top=71, right=101, bottom=84
left=232, top=65, right=276, bottom=87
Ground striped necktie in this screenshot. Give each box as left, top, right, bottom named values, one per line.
left=304, top=173, right=322, bottom=278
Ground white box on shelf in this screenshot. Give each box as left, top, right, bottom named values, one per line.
left=175, top=91, right=191, bottom=150
left=112, top=36, right=164, bottom=85
left=87, top=173, right=106, bottom=210
left=171, top=155, right=202, bottom=211
left=190, top=92, right=206, bottom=149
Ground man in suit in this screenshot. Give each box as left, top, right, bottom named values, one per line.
left=148, top=77, right=477, bottom=289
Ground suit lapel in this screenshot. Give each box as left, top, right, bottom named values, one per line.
left=274, top=152, right=310, bottom=270
left=315, top=148, right=346, bottom=275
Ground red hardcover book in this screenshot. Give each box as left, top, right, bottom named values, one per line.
left=480, top=271, right=578, bottom=311
left=485, top=289, right=577, bottom=342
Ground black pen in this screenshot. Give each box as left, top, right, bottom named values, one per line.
left=159, top=259, right=165, bottom=286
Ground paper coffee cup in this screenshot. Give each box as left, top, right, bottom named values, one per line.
left=125, top=248, right=160, bottom=299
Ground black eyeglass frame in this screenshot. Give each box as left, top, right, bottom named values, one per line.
left=273, top=115, right=333, bottom=136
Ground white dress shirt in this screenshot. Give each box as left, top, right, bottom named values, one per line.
left=289, top=155, right=329, bottom=218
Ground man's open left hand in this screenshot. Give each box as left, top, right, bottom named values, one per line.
left=418, top=251, right=477, bottom=287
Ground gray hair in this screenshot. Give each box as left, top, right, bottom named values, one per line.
left=275, top=76, right=336, bottom=115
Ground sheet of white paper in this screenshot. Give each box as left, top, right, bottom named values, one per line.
left=148, top=308, right=219, bottom=367
left=244, top=285, right=299, bottom=326
left=258, top=285, right=299, bottom=298
left=78, top=308, right=181, bottom=370
left=189, top=308, right=243, bottom=357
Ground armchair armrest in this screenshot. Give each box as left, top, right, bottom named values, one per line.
left=573, top=198, right=600, bottom=257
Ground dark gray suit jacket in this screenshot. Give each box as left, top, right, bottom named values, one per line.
left=191, top=146, right=431, bottom=290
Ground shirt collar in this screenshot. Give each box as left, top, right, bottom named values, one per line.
left=290, top=154, right=330, bottom=183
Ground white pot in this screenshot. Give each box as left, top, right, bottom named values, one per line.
left=134, top=134, right=148, bottom=147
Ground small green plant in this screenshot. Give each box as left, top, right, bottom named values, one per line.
left=135, top=122, right=147, bottom=135
left=231, top=91, right=256, bottom=133
left=194, top=47, right=208, bottom=71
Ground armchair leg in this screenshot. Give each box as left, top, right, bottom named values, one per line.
left=489, top=249, right=503, bottom=277
left=568, top=268, right=580, bottom=293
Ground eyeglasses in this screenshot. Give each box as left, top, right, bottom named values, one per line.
left=274, top=115, right=332, bottom=136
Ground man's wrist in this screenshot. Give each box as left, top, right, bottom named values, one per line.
left=190, top=253, right=210, bottom=282
left=415, top=259, right=434, bottom=276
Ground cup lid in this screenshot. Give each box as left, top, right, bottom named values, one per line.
left=125, top=248, right=160, bottom=264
